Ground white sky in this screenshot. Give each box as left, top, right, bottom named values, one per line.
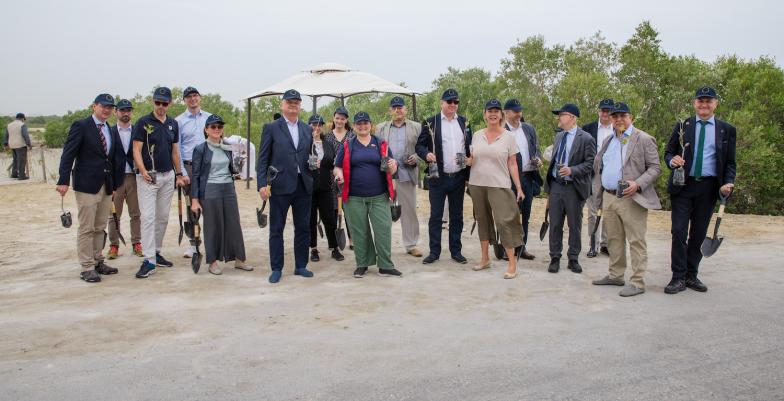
left=1, top=0, right=780, bottom=115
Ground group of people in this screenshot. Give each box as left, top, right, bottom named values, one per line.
left=55, top=85, right=736, bottom=297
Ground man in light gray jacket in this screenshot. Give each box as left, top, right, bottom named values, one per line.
left=590, top=102, right=661, bottom=297
left=376, top=96, right=423, bottom=257
left=4, top=113, right=32, bottom=180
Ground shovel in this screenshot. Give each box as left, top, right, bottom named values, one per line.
left=701, top=189, right=733, bottom=258
left=317, top=218, right=325, bottom=238
left=190, top=211, right=203, bottom=273
left=589, top=208, right=602, bottom=255
left=177, top=187, right=184, bottom=245
left=335, top=185, right=347, bottom=250
left=256, top=199, right=268, bottom=228
left=111, top=201, right=126, bottom=246
left=183, top=195, right=195, bottom=240
left=539, top=196, right=550, bottom=241
left=515, top=199, right=527, bottom=264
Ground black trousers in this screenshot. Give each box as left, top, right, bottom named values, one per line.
left=427, top=173, right=465, bottom=257
left=548, top=182, right=584, bottom=261
left=514, top=172, right=538, bottom=253
left=670, top=177, right=719, bottom=280
left=269, top=176, right=311, bottom=272
left=11, top=147, right=28, bottom=179
left=310, top=187, right=338, bottom=249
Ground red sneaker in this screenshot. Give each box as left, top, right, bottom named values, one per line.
left=132, top=243, right=143, bottom=257
left=107, top=245, right=119, bottom=259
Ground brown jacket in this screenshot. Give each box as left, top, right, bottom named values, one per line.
left=592, top=127, right=662, bottom=210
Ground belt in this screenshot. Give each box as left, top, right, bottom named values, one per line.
left=183, top=160, right=193, bottom=165
left=554, top=179, right=571, bottom=185
left=443, top=172, right=462, bottom=177
left=605, top=189, right=617, bottom=195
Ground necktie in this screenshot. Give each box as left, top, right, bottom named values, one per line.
left=694, top=120, right=707, bottom=179
left=96, top=123, right=107, bottom=156
left=553, top=134, right=567, bottom=180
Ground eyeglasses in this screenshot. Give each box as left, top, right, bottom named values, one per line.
left=207, top=124, right=224, bottom=130
left=154, top=101, right=169, bottom=107
left=446, top=100, right=459, bottom=105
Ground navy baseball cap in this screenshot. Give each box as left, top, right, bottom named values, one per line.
left=153, top=87, right=172, bottom=102
left=183, top=86, right=200, bottom=98
left=282, top=89, right=302, bottom=101
left=503, top=98, right=523, bottom=112
left=334, top=106, right=349, bottom=117
left=598, top=98, right=615, bottom=110
left=15, top=113, right=25, bottom=119
left=308, top=114, right=325, bottom=125
left=390, top=96, right=405, bottom=107
left=552, top=103, right=580, bottom=118
left=116, top=99, right=133, bottom=110
left=205, top=114, right=224, bottom=125
left=94, top=93, right=116, bottom=107
left=353, top=111, right=371, bottom=123
left=441, top=88, right=459, bottom=101
left=611, top=102, right=631, bottom=115
left=695, top=86, right=718, bottom=99
left=485, top=99, right=503, bottom=110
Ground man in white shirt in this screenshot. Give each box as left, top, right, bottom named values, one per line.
left=582, top=98, right=615, bottom=257
left=107, top=99, right=142, bottom=259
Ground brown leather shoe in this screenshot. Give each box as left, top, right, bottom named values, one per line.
left=407, top=248, right=423, bottom=257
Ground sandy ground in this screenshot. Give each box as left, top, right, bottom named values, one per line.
left=1, top=182, right=783, bottom=401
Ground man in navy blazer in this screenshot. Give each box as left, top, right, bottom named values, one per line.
left=56, top=94, right=125, bottom=283
left=257, top=89, right=315, bottom=283
left=416, top=88, right=472, bottom=265
left=663, top=86, right=736, bottom=295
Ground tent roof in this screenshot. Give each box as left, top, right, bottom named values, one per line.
left=244, top=63, right=418, bottom=100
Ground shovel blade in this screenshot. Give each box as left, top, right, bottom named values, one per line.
left=470, top=221, right=476, bottom=235
left=539, top=222, right=549, bottom=241
left=336, top=228, right=346, bottom=250
left=191, top=251, right=202, bottom=273
left=701, top=236, right=723, bottom=258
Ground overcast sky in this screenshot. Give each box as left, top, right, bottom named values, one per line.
left=1, top=0, right=780, bottom=115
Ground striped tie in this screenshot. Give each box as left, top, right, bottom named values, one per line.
left=96, top=123, right=107, bottom=156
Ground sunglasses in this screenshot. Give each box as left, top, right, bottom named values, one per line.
left=154, top=101, right=169, bottom=107
left=207, top=124, right=224, bottom=130
left=446, top=100, right=459, bottom=105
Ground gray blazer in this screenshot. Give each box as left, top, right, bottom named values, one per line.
left=592, top=127, right=662, bottom=210
left=544, top=127, right=596, bottom=201
left=376, top=119, right=422, bottom=186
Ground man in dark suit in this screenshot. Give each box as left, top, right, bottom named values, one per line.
left=663, top=86, right=736, bottom=294
left=56, top=94, right=125, bottom=283
left=582, top=98, right=615, bottom=257
left=257, top=89, right=315, bottom=284
left=544, top=103, right=596, bottom=274
left=416, top=88, right=472, bottom=265
left=503, top=98, right=542, bottom=260
left=107, top=99, right=142, bottom=259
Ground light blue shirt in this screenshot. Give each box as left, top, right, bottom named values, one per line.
left=286, top=118, right=300, bottom=173
left=552, top=126, right=577, bottom=180
left=690, top=115, right=717, bottom=177
left=601, top=125, right=633, bottom=190
left=176, top=109, right=211, bottom=177
left=91, top=115, right=111, bottom=152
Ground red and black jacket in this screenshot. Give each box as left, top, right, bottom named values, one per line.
left=341, top=135, right=395, bottom=203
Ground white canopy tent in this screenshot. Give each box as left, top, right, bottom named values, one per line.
left=241, top=63, right=420, bottom=188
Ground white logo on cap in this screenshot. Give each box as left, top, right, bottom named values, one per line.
left=702, top=87, right=710, bottom=93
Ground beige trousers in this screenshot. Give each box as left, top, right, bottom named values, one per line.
left=396, top=180, right=420, bottom=250
left=603, top=192, right=649, bottom=288
left=75, top=186, right=112, bottom=271
left=469, top=185, right=522, bottom=249
left=109, top=173, right=141, bottom=245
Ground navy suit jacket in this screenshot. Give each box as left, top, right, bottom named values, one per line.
left=256, top=117, right=314, bottom=195
left=58, top=115, right=124, bottom=194
left=110, top=124, right=134, bottom=172
left=415, top=113, right=472, bottom=177
left=664, top=116, right=737, bottom=195
left=505, top=121, right=543, bottom=194
left=582, top=121, right=599, bottom=143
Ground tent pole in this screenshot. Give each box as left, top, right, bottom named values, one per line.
left=312, top=96, right=318, bottom=115
left=412, top=94, right=417, bottom=121
left=340, top=96, right=345, bottom=107
left=246, top=98, right=251, bottom=190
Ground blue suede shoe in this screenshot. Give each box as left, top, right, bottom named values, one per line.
left=269, top=270, right=282, bottom=284
left=294, top=268, right=314, bottom=278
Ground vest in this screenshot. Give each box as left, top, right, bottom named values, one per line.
left=7, top=120, right=25, bottom=149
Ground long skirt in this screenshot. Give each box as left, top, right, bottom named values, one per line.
left=203, top=182, right=246, bottom=264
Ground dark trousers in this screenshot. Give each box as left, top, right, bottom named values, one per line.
left=514, top=172, right=538, bottom=252
left=269, top=176, right=311, bottom=271
left=11, top=147, right=28, bottom=179
left=548, top=182, right=584, bottom=261
left=310, top=188, right=338, bottom=249
left=670, top=177, right=719, bottom=280
left=427, top=173, right=465, bottom=257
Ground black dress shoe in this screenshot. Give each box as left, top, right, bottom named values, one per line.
left=331, top=248, right=344, bottom=261
left=568, top=260, right=582, bottom=273
left=310, top=249, right=320, bottom=262
left=600, top=246, right=609, bottom=256
left=548, top=258, right=560, bottom=273
left=451, top=254, right=467, bottom=264
left=501, top=254, right=509, bottom=261
left=685, top=277, right=708, bottom=292
left=664, top=279, right=686, bottom=294
left=80, top=270, right=101, bottom=283
left=520, top=251, right=535, bottom=260
left=422, top=254, right=439, bottom=264
left=586, top=249, right=597, bottom=258
left=94, top=261, right=118, bottom=275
